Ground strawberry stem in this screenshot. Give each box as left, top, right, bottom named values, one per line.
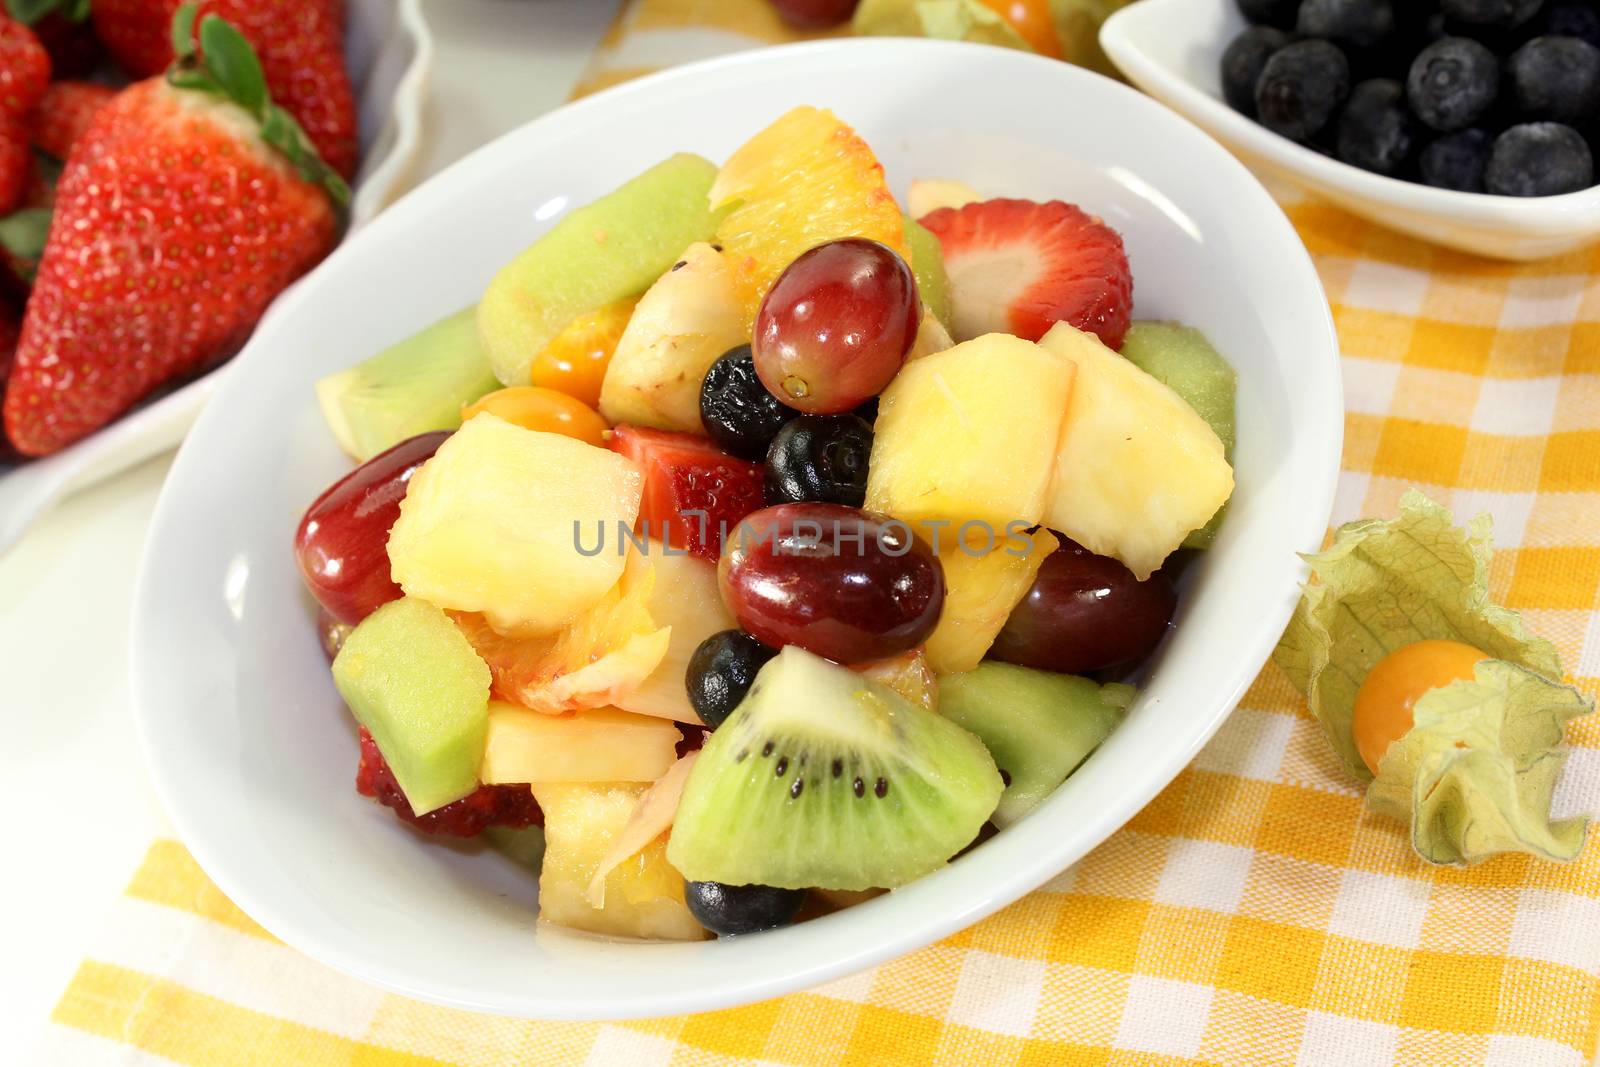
left=166, top=3, right=351, bottom=210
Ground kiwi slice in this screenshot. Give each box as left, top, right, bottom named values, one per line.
left=667, top=646, right=1003, bottom=891
left=1120, top=321, right=1237, bottom=548
left=902, top=214, right=953, bottom=330
left=939, top=662, right=1135, bottom=828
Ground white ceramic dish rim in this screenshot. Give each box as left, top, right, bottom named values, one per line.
left=1100, top=0, right=1600, bottom=226
left=132, top=38, right=1345, bottom=1020
left=0, top=0, right=434, bottom=556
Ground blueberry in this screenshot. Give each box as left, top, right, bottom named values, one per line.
left=1531, top=1, right=1600, bottom=47
left=1508, top=36, right=1600, bottom=122
left=1336, top=79, right=1419, bottom=174
left=1255, top=41, right=1353, bottom=141
left=1407, top=37, right=1501, bottom=131
left=685, top=880, right=805, bottom=936
left=1297, top=0, right=1398, bottom=49
left=700, top=345, right=798, bottom=461
left=1222, top=26, right=1293, bottom=114
left=1419, top=128, right=1494, bottom=190
left=686, top=630, right=775, bottom=728
left=1486, top=121, right=1595, bottom=194
left=1236, top=0, right=1300, bottom=28
left=764, top=414, right=873, bottom=507
left=1441, top=0, right=1546, bottom=28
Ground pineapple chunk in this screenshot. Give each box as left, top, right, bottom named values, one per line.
left=598, top=242, right=746, bottom=433
left=924, top=529, right=1058, bottom=675
left=906, top=311, right=955, bottom=362
left=387, top=413, right=642, bottom=635
left=613, top=547, right=736, bottom=723
left=481, top=702, right=681, bottom=784
left=533, top=782, right=708, bottom=940
left=865, top=333, right=1075, bottom=540
left=907, top=178, right=981, bottom=219
left=1038, top=324, right=1234, bottom=579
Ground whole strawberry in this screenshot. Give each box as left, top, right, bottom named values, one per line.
left=0, top=13, right=49, bottom=120
left=30, top=79, right=115, bottom=160
left=2, top=7, right=346, bottom=456
left=92, top=0, right=357, bottom=178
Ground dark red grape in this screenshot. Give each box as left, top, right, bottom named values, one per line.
left=294, top=431, right=450, bottom=625
left=753, top=238, right=920, bottom=415
left=769, top=0, right=860, bottom=29
left=718, top=503, right=943, bottom=664
left=988, top=537, right=1177, bottom=674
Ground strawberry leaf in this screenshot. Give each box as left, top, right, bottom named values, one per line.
left=197, top=14, right=266, bottom=114
left=171, top=1, right=200, bottom=59
left=6, top=0, right=88, bottom=26
left=0, top=206, right=52, bottom=281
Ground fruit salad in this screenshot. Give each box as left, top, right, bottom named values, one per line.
left=293, top=107, right=1239, bottom=941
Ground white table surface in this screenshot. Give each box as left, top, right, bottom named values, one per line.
left=0, top=0, right=620, bottom=1052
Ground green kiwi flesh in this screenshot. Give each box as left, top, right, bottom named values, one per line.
left=667, top=646, right=1003, bottom=890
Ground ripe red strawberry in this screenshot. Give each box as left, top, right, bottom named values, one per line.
left=2, top=12, right=346, bottom=456
left=0, top=158, right=57, bottom=291
left=919, top=198, right=1134, bottom=350
left=0, top=15, right=49, bottom=120
left=0, top=293, right=18, bottom=385
left=609, top=425, right=765, bottom=562
left=29, top=80, right=115, bottom=160
left=0, top=113, right=27, bottom=214
left=92, top=0, right=357, bottom=178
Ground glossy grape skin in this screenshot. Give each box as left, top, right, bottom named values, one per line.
left=988, top=537, right=1177, bottom=674
left=752, top=239, right=920, bottom=415
left=686, top=630, right=777, bottom=728
left=768, top=0, right=859, bottom=29
left=718, top=503, right=944, bottom=664
left=293, top=431, right=449, bottom=625
left=764, top=413, right=873, bottom=507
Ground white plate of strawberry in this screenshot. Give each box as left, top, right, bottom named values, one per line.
left=0, top=0, right=428, bottom=553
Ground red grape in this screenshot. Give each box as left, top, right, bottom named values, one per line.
left=753, top=238, right=921, bottom=414
left=294, top=431, right=450, bottom=625
left=988, top=537, right=1177, bottom=674
left=718, top=502, right=943, bottom=664
left=769, top=0, right=860, bottom=28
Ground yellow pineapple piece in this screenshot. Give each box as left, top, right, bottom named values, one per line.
left=864, top=333, right=1075, bottom=540
left=533, top=782, right=708, bottom=941
left=924, top=529, right=1058, bottom=675
left=599, top=242, right=746, bottom=433
left=481, top=701, right=681, bottom=784
left=387, top=413, right=642, bottom=635
left=711, top=107, right=906, bottom=323
left=613, top=547, right=736, bottom=723
left=1038, top=324, right=1233, bottom=579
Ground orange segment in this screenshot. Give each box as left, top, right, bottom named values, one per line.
left=461, top=387, right=609, bottom=446
left=530, top=296, right=639, bottom=407
left=710, top=106, right=906, bottom=324
left=1352, top=639, right=1487, bottom=774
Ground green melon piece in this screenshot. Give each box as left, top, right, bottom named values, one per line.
left=903, top=215, right=953, bottom=330
left=331, top=597, right=491, bottom=815
left=939, top=662, right=1135, bottom=828
left=668, top=646, right=1002, bottom=890
left=479, top=153, right=731, bottom=387
left=316, top=307, right=500, bottom=462
left=1120, top=321, right=1238, bottom=548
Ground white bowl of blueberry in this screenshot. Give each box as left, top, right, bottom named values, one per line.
left=1103, top=0, right=1600, bottom=259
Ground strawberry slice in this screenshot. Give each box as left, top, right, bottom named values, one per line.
left=609, top=425, right=764, bottom=562
left=918, top=198, right=1133, bottom=350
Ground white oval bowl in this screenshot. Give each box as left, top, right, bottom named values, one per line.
left=131, top=38, right=1343, bottom=1020
left=0, top=0, right=434, bottom=555
left=1101, top=0, right=1600, bottom=262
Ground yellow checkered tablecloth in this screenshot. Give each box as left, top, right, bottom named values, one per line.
left=41, top=3, right=1600, bottom=1065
